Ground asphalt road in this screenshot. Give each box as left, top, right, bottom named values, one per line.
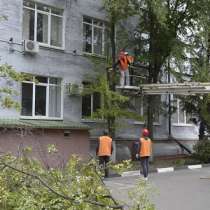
left=104, top=167, right=210, bottom=210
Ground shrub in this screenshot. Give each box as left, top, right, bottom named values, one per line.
left=0, top=148, right=156, bottom=210
left=193, top=140, right=210, bottom=163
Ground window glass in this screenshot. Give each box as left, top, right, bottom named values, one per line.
left=171, top=98, right=178, bottom=123
left=93, top=92, right=101, bottom=112
left=83, top=16, right=92, bottom=24
left=93, top=27, right=103, bottom=55
left=49, top=77, right=61, bottom=85
left=142, top=96, right=160, bottom=123
left=83, top=17, right=105, bottom=55
left=37, top=3, right=50, bottom=12
left=82, top=95, right=91, bottom=117
left=51, top=15, right=63, bottom=47
left=171, top=97, right=189, bottom=124
left=130, top=96, right=143, bottom=115
left=153, top=95, right=160, bottom=123
left=49, top=86, right=61, bottom=117
left=35, top=85, right=46, bottom=116
left=36, top=76, right=48, bottom=83
left=23, top=0, right=35, bottom=8
left=83, top=23, right=92, bottom=53
left=178, top=109, right=185, bottom=123
left=23, top=8, right=35, bottom=40
left=51, top=8, right=63, bottom=15
left=104, top=29, right=110, bottom=57
left=93, top=19, right=103, bottom=27
left=21, top=76, right=62, bottom=118
left=21, top=83, right=33, bottom=116
left=37, top=13, right=48, bottom=44
left=23, top=1, right=63, bottom=48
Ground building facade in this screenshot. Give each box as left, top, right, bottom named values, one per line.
left=0, top=0, right=198, bottom=162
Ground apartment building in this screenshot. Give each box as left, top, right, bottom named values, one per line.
left=0, top=0, right=198, bottom=163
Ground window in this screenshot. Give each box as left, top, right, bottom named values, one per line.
left=21, top=76, right=62, bottom=119
left=82, top=83, right=101, bottom=118
left=171, top=97, right=191, bottom=124
left=130, top=96, right=144, bottom=116
left=83, top=16, right=106, bottom=56
left=23, top=0, right=64, bottom=48
left=131, top=96, right=160, bottom=123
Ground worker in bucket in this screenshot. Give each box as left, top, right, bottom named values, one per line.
left=136, top=128, right=152, bottom=180
left=118, top=49, right=134, bottom=86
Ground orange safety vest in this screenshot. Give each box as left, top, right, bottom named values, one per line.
left=98, top=136, right=112, bottom=156
left=119, top=54, right=134, bottom=71
left=139, top=137, right=152, bottom=157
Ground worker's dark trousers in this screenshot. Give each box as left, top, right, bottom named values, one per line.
left=141, top=156, right=149, bottom=178
left=99, top=156, right=110, bottom=178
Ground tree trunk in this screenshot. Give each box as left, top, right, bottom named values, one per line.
left=110, top=21, right=116, bottom=91
left=107, top=19, right=116, bottom=138
left=147, top=95, right=154, bottom=139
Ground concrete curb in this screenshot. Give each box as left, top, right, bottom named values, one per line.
left=121, top=163, right=210, bottom=177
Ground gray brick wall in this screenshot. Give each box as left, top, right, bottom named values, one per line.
left=0, top=0, right=105, bottom=121
left=0, top=0, right=199, bottom=157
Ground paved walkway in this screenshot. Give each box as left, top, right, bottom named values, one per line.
left=105, top=167, right=210, bottom=210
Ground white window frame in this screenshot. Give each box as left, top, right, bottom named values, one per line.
left=172, top=98, right=192, bottom=126
left=21, top=76, right=63, bottom=120
left=23, top=2, right=65, bottom=50
left=82, top=16, right=106, bottom=56
left=133, top=96, right=160, bottom=125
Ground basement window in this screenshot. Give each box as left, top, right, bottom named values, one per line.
left=64, top=130, right=71, bottom=137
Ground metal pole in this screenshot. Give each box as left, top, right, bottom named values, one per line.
left=168, top=59, right=172, bottom=138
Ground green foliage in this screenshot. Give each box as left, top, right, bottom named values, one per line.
left=0, top=64, right=25, bottom=110
left=83, top=75, right=143, bottom=122
left=193, top=140, right=210, bottom=163
left=133, top=0, right=210, bottom=72
left=47, top=144, right=58, bottom=154
left=110, top=159, right=133, bottom=175
left=0, top=15, right=7, bottom=21
left=0, top=154, right=117, bottom=210
left=200, top=94, right=210, bottom=126
left=129, top=179, right=156, bottom=210
left=130, top=0, right=210, bottom=133
left=103, top=0, right=136, bottom=23
left=0, top=149, right=155, bottom=210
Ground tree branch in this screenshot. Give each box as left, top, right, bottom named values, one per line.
left=0, top=160, right=124, bottom=209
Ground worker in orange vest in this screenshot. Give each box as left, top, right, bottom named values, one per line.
left=136, top=128, right=152, bottom=180
left=96, top=130, right=113, bottom=178
left=118, top=49, right=134, bottom=86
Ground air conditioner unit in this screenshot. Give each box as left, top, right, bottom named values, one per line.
left=24, top=40, right=39, bottom=53
left=66, top=83, right=83, bottom=96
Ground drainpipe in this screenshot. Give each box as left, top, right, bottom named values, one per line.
left=168, top=59, right=172, bottom=138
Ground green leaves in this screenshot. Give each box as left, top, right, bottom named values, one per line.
left=0, top=150, right=156, bottom=209
left=193, top=140, right=210, bottom=163
left=0, top=64, right=26, bottom=110
left=103, top=0, right=136, bottom=23
left=129, top=178, right=156, bottom=210
left=0, top=153, right=117, bottom=210
left=83, top=75, right=143, bottom=122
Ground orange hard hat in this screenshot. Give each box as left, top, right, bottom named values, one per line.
left=142, top=128, right=149, bottom=137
